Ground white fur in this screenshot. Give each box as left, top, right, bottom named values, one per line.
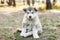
left=19, top=9, right=43, bottom=38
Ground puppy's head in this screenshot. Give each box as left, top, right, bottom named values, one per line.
left=23, top=7, right=38, bottom=20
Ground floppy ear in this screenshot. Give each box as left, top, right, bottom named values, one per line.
left=34, top=8, right=38, bottom=11
left=23, top=8, right=27, bottom=12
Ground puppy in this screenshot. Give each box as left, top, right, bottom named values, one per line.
left=20, top=7, right=43, bottom=38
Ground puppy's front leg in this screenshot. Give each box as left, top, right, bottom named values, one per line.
left=38, top=23, right=43, bottom=33
left=20, top=28, right=26, bottom=36
left=20, top=23, right=26, bottom=36
left=33, top=26, right=39, bottom=38
left=23, top=31, right=32, bottom=37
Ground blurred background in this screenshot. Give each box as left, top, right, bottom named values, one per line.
left=0, top=0, right=60, bottom=11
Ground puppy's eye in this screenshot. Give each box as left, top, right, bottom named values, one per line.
left=32, top=12, right=33, bottom=14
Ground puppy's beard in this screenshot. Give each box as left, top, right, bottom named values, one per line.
left=28, top=18, right=34, bottom=21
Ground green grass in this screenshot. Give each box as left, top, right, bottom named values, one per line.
left=14, top=28, right=57, bottom=40
left=14, top=31, right=36, bottom=40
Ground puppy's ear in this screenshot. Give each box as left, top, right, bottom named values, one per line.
left=34, top=8, right=38, bottom=11
left=23, top=8, right=26, bottom=12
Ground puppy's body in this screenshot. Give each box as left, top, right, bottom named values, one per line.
left=20, top=7, right=43, bottom=38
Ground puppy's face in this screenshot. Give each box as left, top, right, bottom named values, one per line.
left=23, top=7, right=37, bottom=20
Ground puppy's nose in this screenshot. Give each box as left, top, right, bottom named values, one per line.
left=29, top=16, right=31, bottom=18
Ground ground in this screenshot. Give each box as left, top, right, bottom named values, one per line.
left=0, top=9, right=60, bottom=40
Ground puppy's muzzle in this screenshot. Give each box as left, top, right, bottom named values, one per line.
left=29, top=16, right=33, bottom=21
left=29, top=16, right=31, bottom=18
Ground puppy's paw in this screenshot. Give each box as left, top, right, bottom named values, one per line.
left=33, top=35, right=39, bottom=38
left=23, top=34, right=28, bottom=37
left=20, top=33, right=24, bottom=36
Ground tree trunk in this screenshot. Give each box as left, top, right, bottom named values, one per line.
left=12, top=0, right=16, bottom=7
left=7, top=0, right=12, bottom=6
left=23, top=0, right=25, bottom=5
left=1, top=0, right=4, bottom=4
left=7, top=0, right=16, bottom=7
left=46, top=0, right=52, bottom=10
left=32, top=0, right=34, bottom=6
left=53, top=0, right=56, bottom=5
left=27, top=0, right=30, bottom=6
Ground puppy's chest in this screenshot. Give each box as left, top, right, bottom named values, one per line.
left=26, top=21, right=34, bottom=26
left=26, top=21, right=34, bottom=32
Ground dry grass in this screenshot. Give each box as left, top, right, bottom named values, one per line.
left=0, top=10, right=60, bottom=40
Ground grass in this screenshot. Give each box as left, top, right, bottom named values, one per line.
left=0, top=10, right=60, bottom=40
left=0, top=29, right=13, bottom=40
left=14, top=27, right=57, bottom=40
left=56, top=24, right=60, bottom=27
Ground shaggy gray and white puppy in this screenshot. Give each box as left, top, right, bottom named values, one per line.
left=19, top=7, right=43, bottom=38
